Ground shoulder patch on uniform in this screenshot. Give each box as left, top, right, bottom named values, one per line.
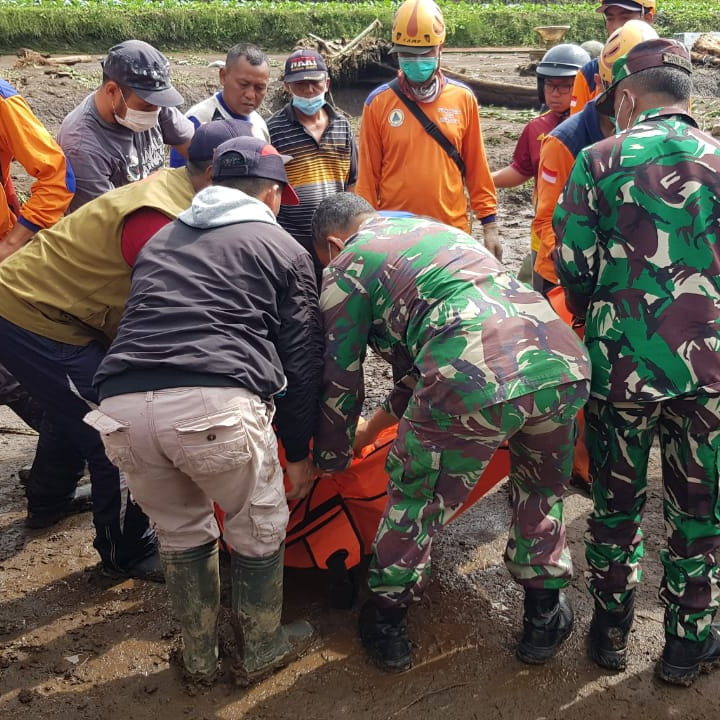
left=388, top=108, right=405, bottom=127
left=541, top=167, right=558, bottom=184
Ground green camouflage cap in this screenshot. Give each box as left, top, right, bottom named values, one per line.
left=596, top=38, right=692, bottom=115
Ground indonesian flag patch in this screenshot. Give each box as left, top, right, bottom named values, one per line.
left=541, top=167, right=558, bottom=184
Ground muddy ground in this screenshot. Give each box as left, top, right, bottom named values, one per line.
left=0, top=49, right=719, bottom=720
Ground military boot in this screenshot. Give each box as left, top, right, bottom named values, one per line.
left=160, top=540, right=220, bottom=683
left=516, top=588, right=574, bottom=665
left=358, top=599, right=411, bottom=672
left=589, top=593, right=634, bottom=671
left=231, top=547, right=315, bottom=686
left=656, top=624, right=720, bottom=687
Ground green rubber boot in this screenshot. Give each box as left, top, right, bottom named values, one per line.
left=160, top=540, right=220, bottom=683
left=231, top=547, right=315, bottom=686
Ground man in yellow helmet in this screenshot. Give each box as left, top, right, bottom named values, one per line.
left=355, top=0, right=502, bottom=260
left=570, top=1, right=656, bottom=114
left=534, top=19, right=658, bottom=289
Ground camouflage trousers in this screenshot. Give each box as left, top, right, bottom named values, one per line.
left=368, top=380, right=590, bottom=607
left=584, top=395, right=720, bottom=642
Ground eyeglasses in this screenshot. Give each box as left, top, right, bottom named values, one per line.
left=545, top=82, right=574, bottom=95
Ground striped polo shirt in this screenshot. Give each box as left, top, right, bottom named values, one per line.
left=267, top=103, right=357, bottom=252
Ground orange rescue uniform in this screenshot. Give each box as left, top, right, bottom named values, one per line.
left=569, top=59, right=600, bottom=116
left=0, top=78, right=75, bottom=238
left=533, top=99, right=605, bottom=284
left=356, top=78, right=496, bottom=232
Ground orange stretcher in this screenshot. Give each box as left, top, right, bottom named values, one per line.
left=215, top=427, right=510, bottom=571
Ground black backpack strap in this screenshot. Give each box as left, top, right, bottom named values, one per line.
left=388, top=78, right=466, bottom=178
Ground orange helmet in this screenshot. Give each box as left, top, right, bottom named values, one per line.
left=390, top=0, right=446, bottom=53
left=598, top=18, right=659, bottom=87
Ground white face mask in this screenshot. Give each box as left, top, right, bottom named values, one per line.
left=614, top=92, right=636, bottom=134
left=114, top=91, right=160, bottom=133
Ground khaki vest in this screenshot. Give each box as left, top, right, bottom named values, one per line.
left=0, top=168, right=194, bottom=346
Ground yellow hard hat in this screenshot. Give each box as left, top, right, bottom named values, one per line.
left=598, top=18, right=659, bottom=86
left=390, top=0, right=446, bottom=54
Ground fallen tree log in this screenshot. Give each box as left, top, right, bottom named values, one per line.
left=14, top=48, right=95, bottom=68
left=443, top=67, right=538, bottom=109
left=366, top=62, right=538, bottom=109
left=691, top=51, right=720, bottom=67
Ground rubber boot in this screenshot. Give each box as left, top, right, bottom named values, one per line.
left=516, top=588, right=574, bottom=665
left=231, top=546, right=315, bottom=686
left=358, top=599, right=411, bottom=672
left=160, top=540, right=220, bottom=683
left=589, top=593, right=634, bottom=671
left=657, top=623, right=720, bottom=687
left=25, top=483, right=93, bottom=529
left=326, top=550, right=358, bottom=610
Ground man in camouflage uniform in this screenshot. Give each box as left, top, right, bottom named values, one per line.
left=554, top=38, right=720, bottom=686
left=311, top=193, right=591, bottom=672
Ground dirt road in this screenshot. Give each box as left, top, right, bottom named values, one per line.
left=0, top=50, right=719, bottom=720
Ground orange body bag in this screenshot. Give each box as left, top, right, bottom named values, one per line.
left=215, top=426, right=510, bottom=570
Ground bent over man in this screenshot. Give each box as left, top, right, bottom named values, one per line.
left=554, top=39, right=720, bottom=687
left=0, top=120, right=248, bottom=581
left=0, top=76, right=74, bottom=258
left=312, top=193, right=590, bottom=672
left=90, top=137, right=324, bottom=685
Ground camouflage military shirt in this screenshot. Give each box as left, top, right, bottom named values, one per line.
left=553, top=107, right=720, bottom=402
left=314, top=214, right=591, bottom=471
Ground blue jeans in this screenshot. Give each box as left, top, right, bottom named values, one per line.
left=0, top=316, right=156, bottom=570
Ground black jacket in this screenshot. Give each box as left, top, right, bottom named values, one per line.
left=95, top=188, right=324, bottom=461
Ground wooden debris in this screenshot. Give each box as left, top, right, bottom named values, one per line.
left=14, top=48, right=95, bottom=69
left=294, top=19, right=392, bottom=85
left=694, top=33, right=720, bottom=57
left=691, top=33, right=720, bottom=67
left=444, top=68, right=538, bottom=109
left=291, top=20, right=539, bottom=108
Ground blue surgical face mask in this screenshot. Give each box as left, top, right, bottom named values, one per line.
left=292, top=92, right=326, bottom=116
left=398, top=57, right=439, bottom=84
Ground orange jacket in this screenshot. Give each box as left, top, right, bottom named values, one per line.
left=356, top=79, right=496, bottom=232
left=0, top=79, right=75, bottom=238
left=532, top=135, right=575, bottom=283
left=533, top=99, right=606, bottom=283
left=569, top=59, right=599, bottom=116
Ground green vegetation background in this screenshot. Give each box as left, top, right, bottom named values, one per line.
left=0, top=1, right=716, bottom=53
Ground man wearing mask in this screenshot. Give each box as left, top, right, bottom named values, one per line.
left=554, top=39, right=720, bottom=686
left=569, top=0, right=656, bottom=115
left=267, top=49, right=357, bottom=274
left=58, top=39, right=194, bottom=211
left=355, top=0, right=501, bottom=260
left=533, top=19, right=658, bottom=290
